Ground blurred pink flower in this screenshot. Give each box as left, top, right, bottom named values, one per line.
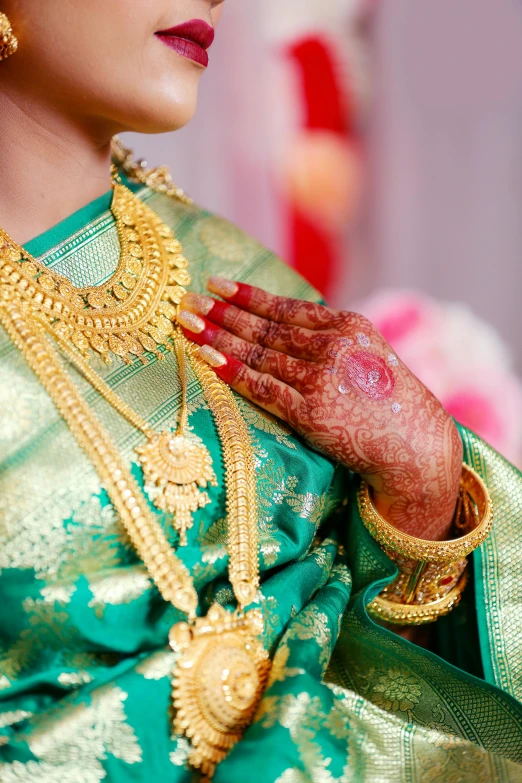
left=354, top=290, right=522, bottom=463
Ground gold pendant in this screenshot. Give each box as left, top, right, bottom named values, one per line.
left=170, top=604, right=271, bottom=778
left=136, top=431, right=217, bottom=545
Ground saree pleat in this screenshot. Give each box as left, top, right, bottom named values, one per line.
left=0, top=186, right=521, bottom=782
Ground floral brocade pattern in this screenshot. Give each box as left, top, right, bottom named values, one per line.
left=0, top=188, right=522, bottom=781
left=370, top=667, right=422, bottom=712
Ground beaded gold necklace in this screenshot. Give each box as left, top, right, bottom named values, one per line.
left=0, top=147, right=270, bottom=778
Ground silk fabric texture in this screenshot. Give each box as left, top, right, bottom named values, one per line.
left=0, top=183, right=521, bottom=782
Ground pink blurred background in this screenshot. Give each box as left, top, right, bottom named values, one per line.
left=124, top=0, right=522, bottom=462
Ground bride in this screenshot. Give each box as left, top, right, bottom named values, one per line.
left=0, top=2, right=520, bottom=781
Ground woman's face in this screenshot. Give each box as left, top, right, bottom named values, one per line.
left=1, top=0, right=225, bottom=135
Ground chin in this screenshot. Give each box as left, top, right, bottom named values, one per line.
left=118, top=96, right=198, bottom=135
left=115, top=69, right=202, bottom=135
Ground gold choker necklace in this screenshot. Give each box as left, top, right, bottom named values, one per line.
left=0, top=156, right=270, bottom=777
left=2, top=181, right=188, bottom=366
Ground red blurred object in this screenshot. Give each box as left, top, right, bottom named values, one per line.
left=285, top=36, right=357, bottom=300
left=288, top=37, right=353, bottom=135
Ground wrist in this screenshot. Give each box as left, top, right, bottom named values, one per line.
left=371, top=487, right=456, bottom=542
left=369, top=418, right=463, bottom=541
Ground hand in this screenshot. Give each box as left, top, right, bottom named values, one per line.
left=178, top=278, right=463, bottom=541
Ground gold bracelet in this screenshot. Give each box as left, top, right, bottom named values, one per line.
left=358, top=465, right=492, bottom=563
left=358, top=464, right=493, bottom=625
left=368, top=571, right=469, bottom=625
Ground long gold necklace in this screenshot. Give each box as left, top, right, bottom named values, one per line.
left=0, top=156, right=270, bottom=777
left=0, top=182, right=216, bottom=545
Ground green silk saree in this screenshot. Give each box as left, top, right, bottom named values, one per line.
left=1, top=182, right=522, bottom=782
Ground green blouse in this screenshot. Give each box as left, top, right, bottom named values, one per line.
left=0, top=182, right=521, bottom=782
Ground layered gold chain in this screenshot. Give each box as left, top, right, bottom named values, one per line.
left=29, top=310, right=260, bottom=606
left=0, top=183, right=218, bottom=542
left=0, top=153, right=268, bottom=777
left=188, top=345, right=260, bottom=606
left=0, top=295, right=199, bottom=616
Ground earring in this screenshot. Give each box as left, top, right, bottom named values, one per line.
left=0, top=12, right=18, bottom=61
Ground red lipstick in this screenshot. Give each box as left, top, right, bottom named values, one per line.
left=156, top=19, right=215, bottom=68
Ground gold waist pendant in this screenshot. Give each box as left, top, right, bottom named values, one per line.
left=0, top=148, right=270, bottom=778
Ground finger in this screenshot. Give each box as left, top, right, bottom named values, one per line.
left=207, top=276, right=341, bottom=331
left=177, top=310, right=311, bottom=388
left=179, top=294, right=332, bottom=361
left=196, top=345, right=303, bottom=425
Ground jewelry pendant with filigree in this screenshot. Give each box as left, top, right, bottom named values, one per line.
left=170, top=604, right=271, bottom=778
left=136, top=431, right=217, bottom=546
left=0, top=146, right=269, bottom=780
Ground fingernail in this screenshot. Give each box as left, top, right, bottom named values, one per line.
left=177, top=310, right=205, bottom=333
left=181, top=292, right=215, bottom=315
left=208, top=276, right=239, bottom=298
left=198, top=345, right=228, bottom=368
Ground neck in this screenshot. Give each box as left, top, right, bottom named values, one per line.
left=0, top=88, right=115, bottom=246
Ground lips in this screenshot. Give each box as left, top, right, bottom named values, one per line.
left=156, top=19, right=215, bottom=68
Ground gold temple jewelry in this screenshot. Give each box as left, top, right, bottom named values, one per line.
left=0, top=162, right=270, bottom=776
left=358, top=464, right=493, bottom=625
left=0, top=296, right=269, bottom=776
left=171, top=339, right=267, bottom=772
left=0, top=12, right=18, bottom=61
left=187, top=340, right=260, bottom=608
left=0, top=184, right=213, bottom=543
left=0, top=183, right=189, bottom=366
left=135, top=332, right=218, bottom=546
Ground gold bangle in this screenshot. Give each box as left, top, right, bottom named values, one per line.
left=357, top=464, right=492, bottom=565
left=368, top=571, right=468, bottom=625
left=358, top=464, right=493, bottom=625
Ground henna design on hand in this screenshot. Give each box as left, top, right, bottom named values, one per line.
left=181, top=283, right=463, bottom=541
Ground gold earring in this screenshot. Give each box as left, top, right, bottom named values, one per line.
left=0, top=12, right=18, bottom=61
